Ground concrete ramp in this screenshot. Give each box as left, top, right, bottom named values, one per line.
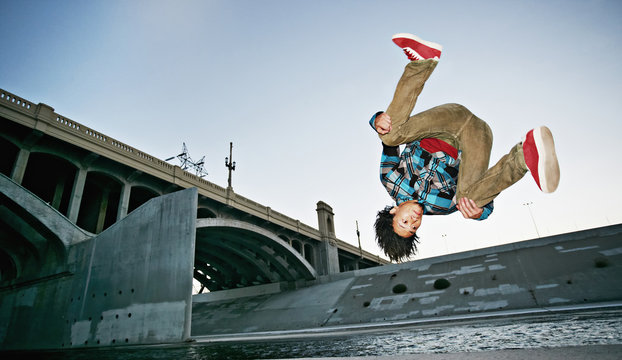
left=192, top=278, right=355, bottom=334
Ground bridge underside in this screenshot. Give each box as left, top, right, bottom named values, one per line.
left=0, top=180, right=317, bottom=350
left=194, top=219, right=317, bottom=292
left=0, top=173, right=317, bottom=292
left=0, top=174, right=81, bottom=285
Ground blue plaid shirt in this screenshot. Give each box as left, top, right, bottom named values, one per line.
left=370, top=114, right=492, bottom=220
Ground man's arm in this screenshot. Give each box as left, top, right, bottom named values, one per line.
left=371, top=111, right=402, bottom=195
left=371, top=111, right=414, bottom=203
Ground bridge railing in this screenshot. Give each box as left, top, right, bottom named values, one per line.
left=1, top=90, right=35, bottom=113
left=0, top=88, right=324, bottom=242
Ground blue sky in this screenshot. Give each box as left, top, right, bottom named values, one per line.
left=1, top=0, right=621, bottom=261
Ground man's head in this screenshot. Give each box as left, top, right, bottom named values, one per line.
left=374, top=201, right=423, bottom=262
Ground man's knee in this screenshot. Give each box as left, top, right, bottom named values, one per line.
left=448, top=104, right=492, bottom=142
left=379, top=132, right=403, bottom=147
left=471, top=114, right=493, bottom=146
left=443, top=103, right=475, bottom=120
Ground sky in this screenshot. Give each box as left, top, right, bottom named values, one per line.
left=1, top=0, right=621, bottom=262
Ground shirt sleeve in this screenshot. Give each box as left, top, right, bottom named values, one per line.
left=379, top=143, right=402, bottom=200
left=476, top=201, right=494, bottom=220
left=380, top=143, right=400, bottom=175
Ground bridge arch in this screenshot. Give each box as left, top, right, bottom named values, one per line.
left=291, top=239, right=303, bottom=254
left=0, top=136, right=19, bottom=177
left=196, top=204, right=217, bottom=219
left=0, top=174, right=90, bottom=285
left=304, top=243, right=315, bottom=267
left=128, top=185, right=159, bottom=213
left=77, top=171, right=122, bottom=233
left=21, top=152, right=77, bottom=217
left=195, top=218, right=317, bottom=292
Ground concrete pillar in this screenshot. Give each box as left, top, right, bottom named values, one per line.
left=316, top=201, right=339, bottom=275
left=68, top=169, right=87, bottom=223
left=51, top=175, right=66, bottom=210
left=117, top=182, right=131, bottom=220
left=316, top=201, right=335, bottom=237
left=95, top=188, right=110, bottom=233
left=10, top=148, right=29, bottom=184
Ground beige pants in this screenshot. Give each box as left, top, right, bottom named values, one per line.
left=379, top=60, right=528, bottom=207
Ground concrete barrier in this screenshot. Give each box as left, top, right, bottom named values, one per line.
left=0, top=187, right=197, bottom=350
left=191, top=223, right=622, bottom=335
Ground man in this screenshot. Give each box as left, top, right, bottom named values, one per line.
left=372, top=33, right=560, bottom=262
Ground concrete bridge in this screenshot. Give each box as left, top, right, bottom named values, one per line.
left=0, top=88, right=387, bottom=350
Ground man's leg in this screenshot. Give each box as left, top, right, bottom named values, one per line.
left=456, top=122, right=560, bottom=207
left=455, top=115, right=527, bottom=208
left=380, top=59, right=438, bottom=146
left=381, top=34, right=472, bottom=148
left=380, top=61, right=481, bottom=149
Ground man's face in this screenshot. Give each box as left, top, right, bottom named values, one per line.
left=390, top=201, right=423, bottom=238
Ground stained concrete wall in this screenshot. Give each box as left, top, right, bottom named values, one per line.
left=0, top=187, right=197, bottom=350
left=191, top=223, right=622, bottom=335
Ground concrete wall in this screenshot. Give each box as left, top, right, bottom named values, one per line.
left=191, top=224, right=622, bottom=335
left=0, top=188, right=197, bottom=350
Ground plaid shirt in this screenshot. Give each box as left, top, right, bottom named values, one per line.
left=371, top=114, right=493, bottom=220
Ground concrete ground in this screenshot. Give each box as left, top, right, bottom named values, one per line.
left=284, top=344, right=622, bottom=360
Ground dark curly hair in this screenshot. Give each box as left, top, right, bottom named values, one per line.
left=374, top=206, right=419, bottom=262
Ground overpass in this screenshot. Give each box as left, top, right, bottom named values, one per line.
left=0, top=88, right=388, bottom=350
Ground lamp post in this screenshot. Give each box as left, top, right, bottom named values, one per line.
left=225, top=142, right=236, bottom=189
left=522, top=201, right=540, bottom=238
left=356, top=220, right=362, bottom=258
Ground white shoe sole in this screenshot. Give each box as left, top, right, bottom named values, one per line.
left=533, top=126, right=560, bottom=193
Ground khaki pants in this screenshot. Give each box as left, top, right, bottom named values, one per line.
left=379, top=60, right=528, bottom=208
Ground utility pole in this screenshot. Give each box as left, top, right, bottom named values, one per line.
left=165, top=142, right=208, bottom=177
left=225, top=142, right=236, bottom=189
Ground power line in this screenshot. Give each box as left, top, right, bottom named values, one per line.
left=165, top=142, right=208, bottom=178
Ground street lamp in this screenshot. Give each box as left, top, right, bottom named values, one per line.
left=225, top=142, right=236, bottom=189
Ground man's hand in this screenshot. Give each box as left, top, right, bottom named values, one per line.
left=375, top=112, right=392, bottom=134
left=456, top=198, right=484, bottom=219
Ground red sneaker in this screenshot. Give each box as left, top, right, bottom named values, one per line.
left=392, top=33, right=442, bottom=61
left=522, top=126, right=560, bottom=193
